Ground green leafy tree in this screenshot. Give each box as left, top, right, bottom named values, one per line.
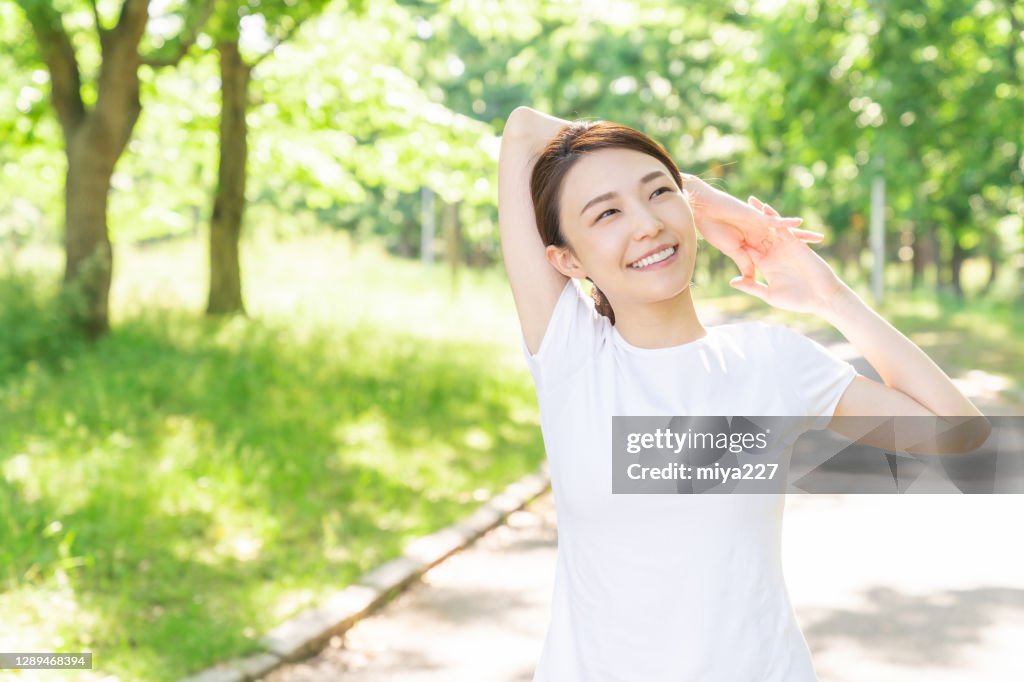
left=735, top=0, right=1022, bottom=297
left=248, top=2, right=497, bottom=256
left=14, top=0, right=212, bottom=336
left=202, top=0, right=358, bottom=315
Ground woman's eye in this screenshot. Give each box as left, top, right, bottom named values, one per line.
left=594, top=189, right=672, bottom=223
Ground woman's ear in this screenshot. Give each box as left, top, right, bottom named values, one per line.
left=545, top=244, right=587, bottom=278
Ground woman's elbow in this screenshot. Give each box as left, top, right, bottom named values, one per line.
left=502, top=106, right=536, bottom=138
left=928, top=414, right=992, bottom=455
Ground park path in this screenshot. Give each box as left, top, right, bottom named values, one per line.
left=260, top=493, right=557, bottom=682
left=260, top=488, right=1024, bottom=682
left=260, top=317, right=1024, bottom=682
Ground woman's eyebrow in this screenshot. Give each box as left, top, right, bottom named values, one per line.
left=579, top=170, right=669, bottom=216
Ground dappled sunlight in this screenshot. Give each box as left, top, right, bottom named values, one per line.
left=904, top=330, right=963, bottom=347
left=884, top=295, right=944, bottom=321
left=951, top=370, right=1019, bottom=411
left=784, top=495, right=1024, bottom=680
left=110, top=240, right=209, bottom=320
left=0, top=259, right=544, bottom=678
left=270, top=588, right=319, bottom=623
left=2, top=451, right=41, bottom=503
left=805, top=586, right=1024, bottom=677
left=463, top=426, right=495, bottom=451
left=0, top=582, right=94, bottom=652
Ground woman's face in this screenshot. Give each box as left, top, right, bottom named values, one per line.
left=548, top=147, right=698, bottom=310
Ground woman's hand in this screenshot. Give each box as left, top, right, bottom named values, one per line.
left=732, top=201, right=988, bottom=431
left=726, top=196, right=849, bottom=316
left=684, top=175, right=823, bottom=280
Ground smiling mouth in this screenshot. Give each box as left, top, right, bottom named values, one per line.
left=628, top=245, right=678, bottom=269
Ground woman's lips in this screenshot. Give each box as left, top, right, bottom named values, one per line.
left=628, top=245, right=679, bottom=271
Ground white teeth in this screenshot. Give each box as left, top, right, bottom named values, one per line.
left=630, top=246, right=676, bottom=269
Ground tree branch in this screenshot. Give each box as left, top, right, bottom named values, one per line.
left=92, top=0, right=150, bottom=154
left=16, top=0, right=87, bottom=138
left=111, top=0, right=155, bottom=46
left=1007, top=0, right=1022, bottom=85
left=249, top=16, right=308, bottom=68
left=88, top=0, right=106, bottom=35
left=140, top=0, right=216, bottom=68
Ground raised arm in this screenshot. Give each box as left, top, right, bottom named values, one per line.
left=499, top=106, right=571, bottom=354
left=731, top=197, right=991, bottom=453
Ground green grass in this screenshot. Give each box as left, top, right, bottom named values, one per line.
left=0, top=234, right=543, bottom=681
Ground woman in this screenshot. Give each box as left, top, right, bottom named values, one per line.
left=498, top=106, right=988, bottom=681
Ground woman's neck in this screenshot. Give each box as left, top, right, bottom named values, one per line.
left=610, top=287, right=706, bottom=349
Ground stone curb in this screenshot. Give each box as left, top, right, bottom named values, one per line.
left=177, top=467, right=551, bottom=682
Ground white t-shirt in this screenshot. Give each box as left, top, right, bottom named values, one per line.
left=522, top=278, right=858, bottom=682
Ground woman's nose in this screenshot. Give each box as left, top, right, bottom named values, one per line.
left=633, top=211, right=664, bottom=239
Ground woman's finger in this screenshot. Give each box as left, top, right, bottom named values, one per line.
left=750, top=195, right=782, bottom=220
left=698, top=214, right=757, bottom=279
left=724, top=243, right=756, bottom=280
left=789, top=228, right=824, bottom=243
left=742, top=242, right=768, bottom=264
left=729, top=275, right=770, bottom=302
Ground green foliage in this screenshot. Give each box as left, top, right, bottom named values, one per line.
left=0, top=4, right=64, bottom=243
left=109, top=53, right=221, bottom=242
left=0, top=267, right=88, bottom=379
left=253, top=2, right=496, bottom=206
left=729, top=0, right=1022, bottom=278
left=0, top=235, right=543, bottom=680
left=6, top=1, right=1017, bottom=275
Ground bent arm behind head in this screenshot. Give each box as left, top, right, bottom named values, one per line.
left=499, top=107, right=572, bottom=354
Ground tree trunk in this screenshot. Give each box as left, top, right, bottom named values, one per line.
left=772, top=165, right=785, bottom=198
left=21, top=0, right=149, bottom=337
left=444, top=201, right=460, bottom=293
left=950, top=238, right=966, bottom=301
left=63, top=122, right=119, bottom=337
left=21, top=0, right=211, bottom=334
left=981, top=247, right=999, bottom=296
left=207, top=37, right=250, bottom=316
left=396, top=214, right=416, bottom=258
left=839, top=231, right=856, bottom=278
left=929, top=222, right=944, bottom=296
left=420, top=187, right=435, bottom=265
left=910, top=227, right=927, bottom=290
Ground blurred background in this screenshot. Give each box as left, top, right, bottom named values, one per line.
left=0, top=0, right=1021, bottom=680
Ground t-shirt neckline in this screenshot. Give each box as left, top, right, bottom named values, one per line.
left=610, top=324, right=715, bottom=356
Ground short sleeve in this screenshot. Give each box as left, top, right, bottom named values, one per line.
left=769, top=325, right=859, bottom=430
left=521, top=278, right=605, bottom=394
